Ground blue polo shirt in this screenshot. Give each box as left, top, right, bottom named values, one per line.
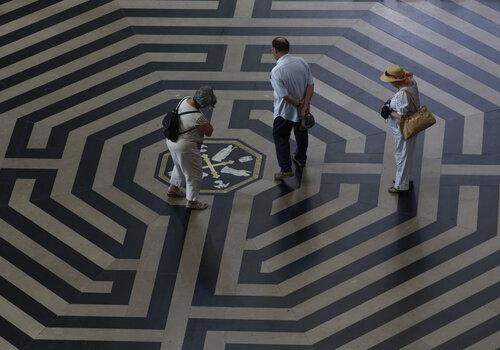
left=270, top=54, right=314, bottom=123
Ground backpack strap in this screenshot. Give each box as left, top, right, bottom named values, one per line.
left=177, top=111, right=201, bottom=135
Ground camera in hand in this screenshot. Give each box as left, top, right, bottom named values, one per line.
left=380, top=100, right=392, bottom=119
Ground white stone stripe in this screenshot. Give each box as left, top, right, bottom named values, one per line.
left=271, top=1, right=376, bottom=11
left=0, top=0, right=87, bottom=34
left=161, top=201, right=213, bottom=350
left=463, top=113, right=484, bottom=154
left=451, top=0, right=500, bottom=24
left=147, top=52, right=208, bottom=62
left=404, top=299, right=499, bottom=349
left=137, top=34, right=340, bottom=46
left=233, top=0, right=255, bottom=18
left=405, top=1, right=500, bottom=51
left=1, top=2, right=119, bottom=59
left=247, top=184, right=359, bottom=250
left=126, top=217, right=168, bottom=317
left=369, top=4, right=500, bottom=80
left=441, top=164, right=500, bottom=176
left=0, top=218, right=113, bottom=293
left=116, top=0, right=219, bottom=9
left=323, top=163, right=383, bottom=174
left=9, top=179, right=115, bottom=269
left=126, top=17, right=358, bottom=27
left=0, top=295, right=44, bottom=339
left=0, top=17, right=131, bottom=81
left=222, top=44, right=246, bottom=72
left=353, top=20, right=499, bottom=108
left=0, top=336, right=17, bottom=350
left=36, top=328, right=164, bottom=341
left=0, top=0, right=38, bottom=14
left=418, top=121, right=445, bottom=221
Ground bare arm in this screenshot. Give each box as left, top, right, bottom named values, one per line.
left=283, top=95, right=301, bottom=108
left=197, top=122, right=213, bottom=137
left=300, top=84, right=314, bottom=116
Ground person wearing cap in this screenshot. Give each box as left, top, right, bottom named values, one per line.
left=380, top=64, right=420, bottom=193
left=270, top=37, right=314, bottom=181
left=166, top=86, right=216, bottom=210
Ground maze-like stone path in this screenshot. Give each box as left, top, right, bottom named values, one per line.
left=0, top=1, right=499, bottom=349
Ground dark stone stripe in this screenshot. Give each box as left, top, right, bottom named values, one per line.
left=0, top=9, right=122, bottom=70
left=0, top=0, right=61, bottom=26
left=473, top=0, right=500, bottom=11
left=121, top=0, right=236, bottom=18
left=381, top=0, right=500, bottom=63
left=314, top=253, right=500, bottom=349
left=0, top=45, right=144, bottom=115
left=0, top=0, right=115, bottom=47
left=0, top=28, right=133, bottom=90
left=251, top=0, right=372, bottom=18
left=370, top=282, right=500, bottom=349
left=0, top=317, right=31, bottom=349
left=6, top=65, right=156, bottom=158
left=433, top=314, right=500, bottom=350
left=189, top=251, right=500, bottom=349
left=131, top=25, right=348, bottom=36
left=362, top=12, right=500, bottom=95
left=427, top=0, right=500, bottom=35
left=0, top=171, right=106, bottom=277
left=270, top=10, right=368, bottom=19
left=24, top=341, right=161, bottom=350
left=0, top=275, right=56, bottom=324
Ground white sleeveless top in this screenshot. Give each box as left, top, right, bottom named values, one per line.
left=390, top=80, right=420, bottom=116
left=176, top=97, right=209, bottom=144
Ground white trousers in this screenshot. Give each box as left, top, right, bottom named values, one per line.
left=166, top=140, right=202, bottom=201
left=389, top=117, right=417, bottom=191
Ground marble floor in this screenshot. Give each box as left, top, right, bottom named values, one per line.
left=1, top=0, right=499, bottom=349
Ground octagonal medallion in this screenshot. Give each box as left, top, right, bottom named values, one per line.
left=156, top=139, right=263, bottom=194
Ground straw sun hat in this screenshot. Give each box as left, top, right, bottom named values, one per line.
left=379, top=64, right=409, bottom=83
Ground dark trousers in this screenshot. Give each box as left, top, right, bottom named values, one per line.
left=273, top=116, right=308, bottom=172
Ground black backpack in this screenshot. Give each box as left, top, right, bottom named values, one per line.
left=162, top=98, right=199, bottom=142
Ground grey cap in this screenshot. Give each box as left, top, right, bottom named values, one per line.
left=193, top=86, right=217, bottom=108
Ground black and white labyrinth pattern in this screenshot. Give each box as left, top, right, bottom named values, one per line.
left=0, top=1, right=499, bottom=349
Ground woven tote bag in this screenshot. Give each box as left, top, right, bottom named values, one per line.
left=399, top=90, right=436, bottom=140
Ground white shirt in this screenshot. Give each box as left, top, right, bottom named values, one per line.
left=177, top=97, right=209, bottom=144
left=270, top=54, right=314, bottom=123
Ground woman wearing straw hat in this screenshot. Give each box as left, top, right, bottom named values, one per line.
left=380, top=64, right=420, bottom=194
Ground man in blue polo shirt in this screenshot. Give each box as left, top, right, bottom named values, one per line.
left=270, top=37, right=314, bottom=181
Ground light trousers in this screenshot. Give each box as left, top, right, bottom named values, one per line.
left=166, top=139, right=202, bottom=201
left=389, top=117, right=417, bottom=191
